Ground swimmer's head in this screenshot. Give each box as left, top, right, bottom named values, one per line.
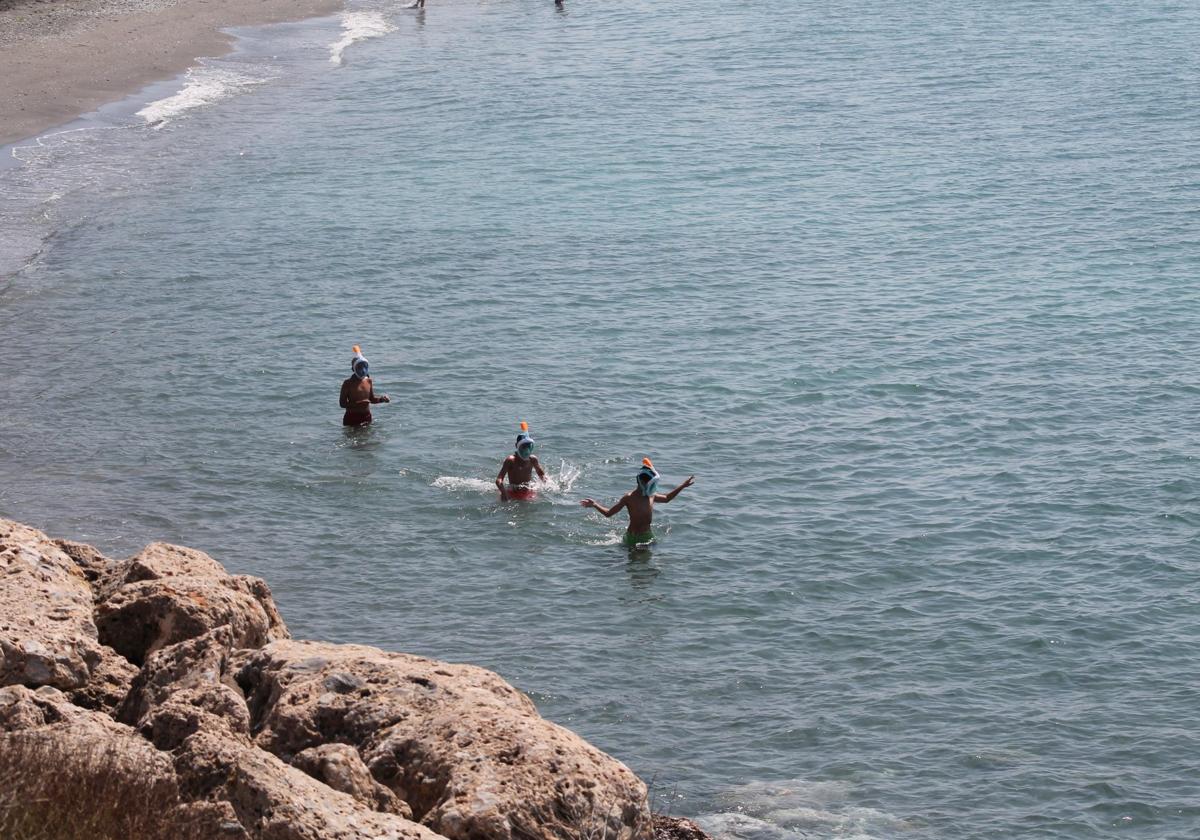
left=515, top=421, right=535, bottom=460
left=637, top=457, right=660, bottom=496
left=351, top=345, right=369, bottom=380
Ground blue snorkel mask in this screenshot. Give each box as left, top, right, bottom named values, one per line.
left=514, top=421, right=535, bottom=461
left=351, top=345, right=369, bottom=380
left=515, top=435, right=535, bottom=461
left=637, top=458, right=660, bottom=497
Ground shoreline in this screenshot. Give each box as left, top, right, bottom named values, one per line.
left=0, top=0, right=346, bottom=147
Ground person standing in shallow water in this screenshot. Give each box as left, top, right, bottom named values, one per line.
left=339, top=345, right=389, bottom=427
left=496, top=422, right=547, bottom=500
left=580, top=458, right=695, bottom=546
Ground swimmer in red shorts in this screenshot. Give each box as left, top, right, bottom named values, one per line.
left=339, top=345, right=390, bottom=427
left=496, top=422, right=547, bottom=500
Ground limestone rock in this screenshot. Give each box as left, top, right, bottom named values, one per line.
left=101, top=541, right=235, bottom=592
left=234, top=640, right=652, bottom=840
left=0, top=519, right=105, bottom=691
left=67, top=643, right=140, bottom=713
left=652, top=816, right=713, bottom=840
left=0, top=683, right=169, bottom=767
left=118, top=627, right=241, bottom=723
left=0, top=685, right=238, bottom=840
left=96, top=542, right=288, bottom=665
left=53, top=537, right=112, bottom=585
left=174, top=728, right=447, bottom=840
left=140, top=687, right=251, bottom=751
left=294, top=743, right=413, bottom=819
left=115, top=626, right=252, bottom=752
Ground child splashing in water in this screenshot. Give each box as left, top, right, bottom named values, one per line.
left=496, top=422, right=547, bottom=500
left=580, top=458, right=695, bottom=546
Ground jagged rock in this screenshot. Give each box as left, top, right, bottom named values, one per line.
left=100, top=542, right=236, bottom=593
left=294, top=743, right=413, bottom=819
left=118, top=627, right=242, bottom=723
left=234, top=640, right=652, bottom=840
left=0, top=519, right=105, bottom=691
left=141, top=688, right=250, bottom=751
left=169, top=801, right=250, bottom=840
left=652, top=816, right=713, bottom=840
left=116, top=626, right=252, bottom=751
left=95, top=542, right=288, bottom=665
left=67, top=644, right=140, bottom=713
left=171, top=801, right=253, bottom=839
left=53, top=537, right=112, bottom=585
left=0, top=685, right=239, bottom=840
left=0, top=683, right=170, bottom=768
left=174, top=728, right=448, bottom=840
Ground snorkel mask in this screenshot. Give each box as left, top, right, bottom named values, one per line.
left=637, top=457, right=660, bottom=497
left=515, top=421, right=535, bottom=461
left=351, top=345, right=369, bottom=380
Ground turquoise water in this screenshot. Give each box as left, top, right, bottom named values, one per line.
left=3, top=0, right=1200, bottom=836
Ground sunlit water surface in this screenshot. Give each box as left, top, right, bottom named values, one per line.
left=2, top=1, right=1199, bottom=837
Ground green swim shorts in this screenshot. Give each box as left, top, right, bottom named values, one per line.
left=622, top=530, right=655, bottom=547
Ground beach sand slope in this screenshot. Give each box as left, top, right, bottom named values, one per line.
left=0, top=0, right=343, bottom=146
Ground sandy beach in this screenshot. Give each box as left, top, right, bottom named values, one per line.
left=0, top=0, right=344, bottom=146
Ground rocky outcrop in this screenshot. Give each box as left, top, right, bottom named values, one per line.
left=67, top=643, right=140, bottom=713
left=0, top=519, right=689, bottom=840
left=0, top=683, right=179, bottom=801
left=652, top=816, right=711, bottom=840
left=293, top=744, right=414, bottom=819
left=0, top=520, right=107, bottom=691
left=53, top=537, right=113, bottom=585
left=175, top=729, right=442, bottom=840
left=95, top=542, right=289, bottom=665
left=234, top=641, right=652, bottom=840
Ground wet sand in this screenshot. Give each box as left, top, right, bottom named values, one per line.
left=0, top=0, right=344, bottom=146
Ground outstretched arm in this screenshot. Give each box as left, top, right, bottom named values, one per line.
left=655, top=475, right=695, bottom=503
left=533, top=456, right=547, bottom=481
left=580, top=494, right=628, bottom=518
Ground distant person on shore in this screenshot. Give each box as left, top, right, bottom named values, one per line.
left=496, top=422, right=547, bottom=500
left=580, top=458, right=694, bottom=546
left=339, top=345, right=389, bottom=427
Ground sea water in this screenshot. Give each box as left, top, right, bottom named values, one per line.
left=2, top=1, right=1199, bottom=836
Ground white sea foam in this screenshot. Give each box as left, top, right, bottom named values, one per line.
left=432, top=476, right=496, bottom=494
left=329, top=11, right=396, bottom=66
left=699, top=779, right=912, bottom=840
left=137, top=67, right=268, bottom=127
left=433, top=461, right=582, bottom=497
